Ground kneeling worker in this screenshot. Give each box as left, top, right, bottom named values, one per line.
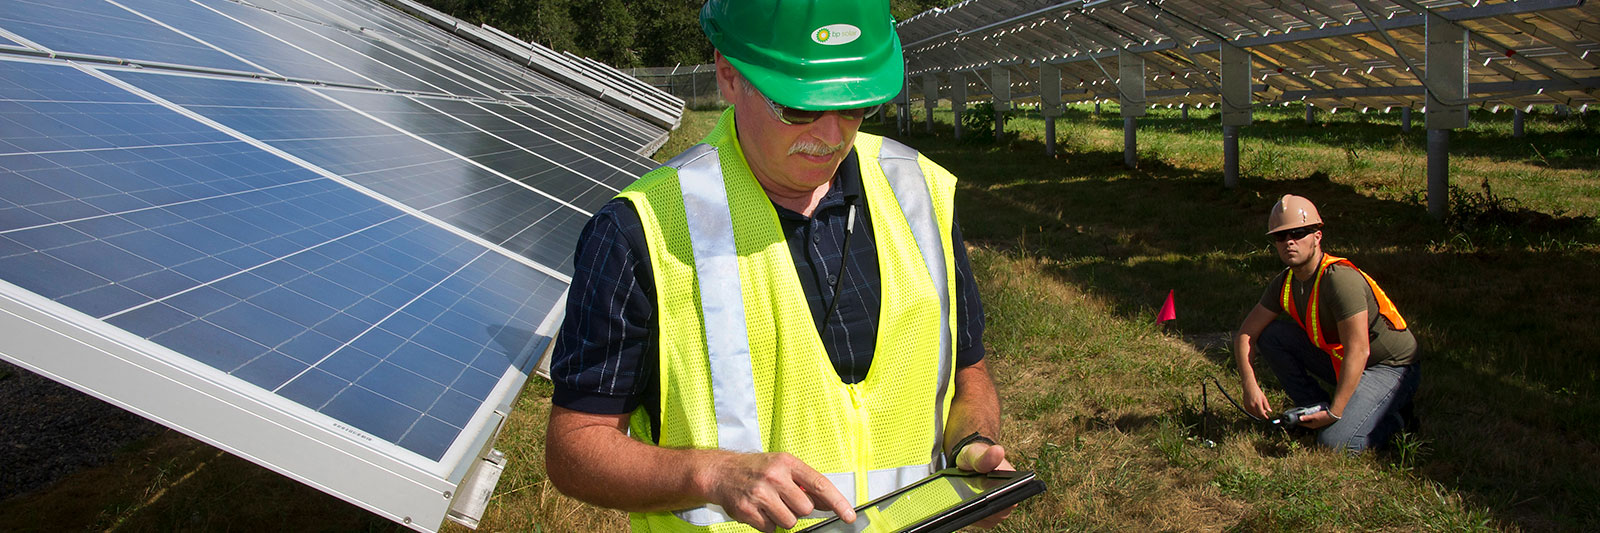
left=1234, top=195, right=1420, bottom=452
left=544, top=0, right=1013, bottom=531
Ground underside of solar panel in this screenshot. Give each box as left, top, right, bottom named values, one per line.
left=0, top=0, right=680, bottom=530
left=896, top=0, right=1598, bottom=113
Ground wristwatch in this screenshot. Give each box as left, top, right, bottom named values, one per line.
left=948, top=431, right=997, bottom=465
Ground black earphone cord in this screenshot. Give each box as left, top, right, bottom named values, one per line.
left=818, top=197, right=858, bottom=332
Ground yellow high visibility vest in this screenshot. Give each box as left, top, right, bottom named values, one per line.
left=616, top=110, right=960, bottom=532
left=1280, top=253, right=1408, bottom=378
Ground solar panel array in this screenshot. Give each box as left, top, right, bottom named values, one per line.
left=0, top=0, right=677, bottom=530
left=897, top=0, right=1599, bottom=112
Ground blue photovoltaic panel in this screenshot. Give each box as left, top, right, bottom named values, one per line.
left=291, top=0, right=579, bottom=97
left=451, top=99, right=657, bottom=179
left=317, top=90, right=627, bottom=213
left=182, top=0, right=491, bottom=99
left=111, top=0, right=379, bottom=90
left=0, top=58, right=564, bottom=461
left=513, top=93, right=658, bottom=153
left=387, top=35, right=559, bottom=96
left=0, top=0, right=260, bottom=74
left=326, top=0, right=463, bottom=45
left=0, top=1, right=683, bottom=527
left=267, top=0, right=449, bottom=46
left=272, top=12, right=503, bottom=99
left=489, top=101, right=661, bottom=183
left=437, top=40, right=583, bottom=98
left=552, top=94, right=660, bottom=147
left=108, top=69, right=588, bottom=275
left=240, top=0, right=339, bottom=26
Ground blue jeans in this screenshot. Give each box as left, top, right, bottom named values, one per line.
left=1258, top=320, right=1420, bottom=452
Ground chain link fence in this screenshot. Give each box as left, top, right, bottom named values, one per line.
left=626, top=64, right=724, bottom=110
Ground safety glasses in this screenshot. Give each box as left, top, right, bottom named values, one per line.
left=759, top=91, right=881, bottom=125
left=1271, top=226, right=1320, bottom=243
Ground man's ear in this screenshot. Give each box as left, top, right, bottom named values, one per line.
left=713, top=51, right=738, bottom=101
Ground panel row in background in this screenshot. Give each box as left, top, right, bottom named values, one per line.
left=247, top=0, right=672, bottom=146
left=0, top=0, right=667, bottom=154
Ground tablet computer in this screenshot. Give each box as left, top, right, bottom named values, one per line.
left=796, top=468, right=1044, bottom=533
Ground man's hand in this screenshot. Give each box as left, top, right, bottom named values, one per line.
left=696, top=451, right=856, bottom=533
left=1242, top=382, right=1275, bottom=420
left=1297, top=410, right=1336, bottom=429
left=953, top=442, right=1015, bottom=529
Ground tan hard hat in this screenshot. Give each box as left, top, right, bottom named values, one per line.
left=1266, top=194, right=1323, bottom=234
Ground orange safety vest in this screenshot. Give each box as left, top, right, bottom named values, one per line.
left=1280, top=253, right=1407, bottom=378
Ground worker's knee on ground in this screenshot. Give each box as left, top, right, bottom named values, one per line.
left=1316, top=425, right=1371, bottom=453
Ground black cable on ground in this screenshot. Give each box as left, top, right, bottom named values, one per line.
left=1206, top=376, right=1266, bottom=423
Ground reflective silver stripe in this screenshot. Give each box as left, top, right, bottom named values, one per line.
left=673, top=504, right=733, bottom=527
left=671, top=144, right=762, bottom=454
left=798, top=471, right=859, bottom=520
left=867, top=463, right=937, bottom=501
left=673, top=471, right=858, bottom=526
left=877, top=139, right=953, bottom=470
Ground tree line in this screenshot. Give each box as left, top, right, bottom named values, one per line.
left=420, top=0, right=956, bottom=69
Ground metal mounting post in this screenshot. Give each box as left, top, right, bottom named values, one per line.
left=951, top=71, right=966, bottom=140
left=1426, top=10, right=1469, bottom=219
left=1041, top=64, right=1062, bottom=157
left=1119, top=51, right=1146, bottom=169
left=993, top=67, right=1010, bottom=142
left=1221, top=43, right=1252, bottom=186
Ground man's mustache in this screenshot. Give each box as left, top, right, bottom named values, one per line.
left=789, top=138, right=848, bottom=156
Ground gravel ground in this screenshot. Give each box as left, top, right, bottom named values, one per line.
left=0, top=360, right=163, bottom=502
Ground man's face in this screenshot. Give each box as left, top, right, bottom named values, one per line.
left=1272, top=226, right=1321, bottom=268
left=715, top=54, right=861, bottom=197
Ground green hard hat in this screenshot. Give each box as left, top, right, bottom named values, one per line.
left=701, top=0, right=904, bottom=111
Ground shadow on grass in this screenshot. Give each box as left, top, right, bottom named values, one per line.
left=948, top=105, right=1600, bottom=171
left=0, top=430, right=401, bottom=532
left=865, top=116, right=1600, bottom=530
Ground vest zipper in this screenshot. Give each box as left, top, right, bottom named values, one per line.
left=847, top=383, right=869, bottom=502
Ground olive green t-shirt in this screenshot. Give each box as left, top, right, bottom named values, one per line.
left=1259, top=262, right=1418, bottom=367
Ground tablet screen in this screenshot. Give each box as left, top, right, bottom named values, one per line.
left=798, top=469, right=1040, bottom=533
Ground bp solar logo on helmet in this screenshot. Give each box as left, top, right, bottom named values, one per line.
left=812, top=24, right=861, bottom=45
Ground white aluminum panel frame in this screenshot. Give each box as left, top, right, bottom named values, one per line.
left=0, top=277, right=553, bottom=532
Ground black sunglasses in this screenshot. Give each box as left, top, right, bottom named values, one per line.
left=759, top=92, right=881, bottom=125
left=1271, top=226, right=1320, bottom=242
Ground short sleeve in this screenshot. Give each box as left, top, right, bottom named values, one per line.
left=951, top=218, right=985, bottom=368
left=548, top=199, right=657, bottom=415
